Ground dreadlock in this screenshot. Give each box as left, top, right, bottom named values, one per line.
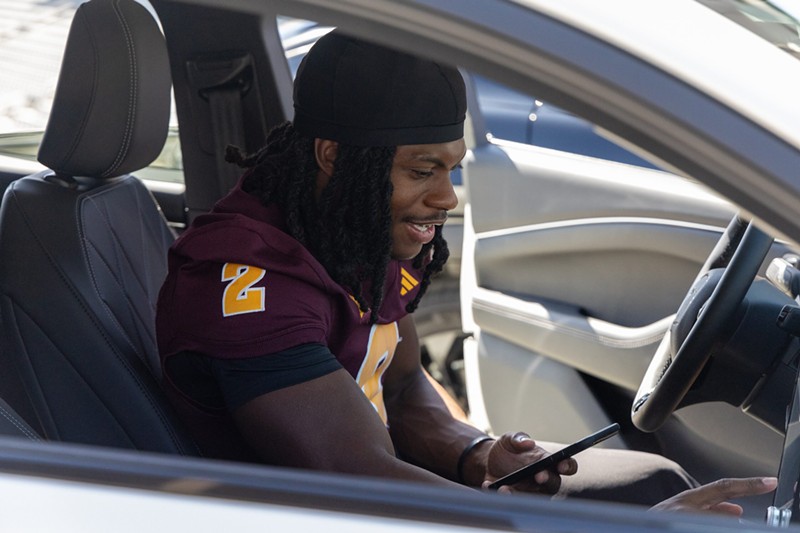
left=227, top=121, right=449, bottom=322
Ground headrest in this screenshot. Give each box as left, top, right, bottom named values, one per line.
left=38, top=0, right=171, bottom=179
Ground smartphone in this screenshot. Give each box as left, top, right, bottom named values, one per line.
left=486, top=422, right=620, bottom=490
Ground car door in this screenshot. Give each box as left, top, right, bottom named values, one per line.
left=460, top=75, right=787, bottom=483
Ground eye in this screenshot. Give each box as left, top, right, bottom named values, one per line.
left=412, top=169, right=434, bottom=178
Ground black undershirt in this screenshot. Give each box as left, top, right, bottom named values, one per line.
left=165, top=343, right=342, bottom=411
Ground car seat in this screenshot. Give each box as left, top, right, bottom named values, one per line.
left=0, top=0, right=198, bottom=455
left=0, top=397, right=40, bottom=442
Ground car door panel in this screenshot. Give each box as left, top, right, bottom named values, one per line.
left=466, top=140, right=734, bottom=234
left=473, top=220, right=722, bottom=327
left=462, top=139, right=789, bottom=477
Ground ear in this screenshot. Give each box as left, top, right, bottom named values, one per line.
left=314, top=138, right=338, bottom=177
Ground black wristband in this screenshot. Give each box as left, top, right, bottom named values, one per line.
left=456, top=435, right=494, bottom=485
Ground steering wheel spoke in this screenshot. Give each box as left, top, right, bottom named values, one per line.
left=632, top=216, right=773, bottom=432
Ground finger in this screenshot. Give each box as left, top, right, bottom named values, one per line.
left=481, top=479, right=514, bottom=494
left=526, top=468, right=562, bottom=494
left=707, top=502, right=744, bottom=516
left=667, top=477, right=776, bottom=510
left=504, top=473, right=563, bottom=495
left=489, top=468, right=561, bottom=495
left=694, top=478, right=777, bottom=505
left=557, top=458, right=578, bottom=475
left=489, top=432, right=547, bottom=473
left=533, top=469, right=549, bottom=485
left=507, top=432, right=537, bottom=452
left=535, top=470, right=562, bottom=495
left=650, top=477, right=777, bottom=514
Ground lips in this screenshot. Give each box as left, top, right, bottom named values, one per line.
left=404, top=218, right=445, bottom=245
left=407, top=222, right=435, bottom=242
left=406, top=214, right=447, bottom=229
left=412, top=222, right=434, bottom=233
left=393, top=213, right=448, bottom=259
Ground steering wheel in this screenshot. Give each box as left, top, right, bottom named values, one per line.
left=631, top=215, right=773, bottom=432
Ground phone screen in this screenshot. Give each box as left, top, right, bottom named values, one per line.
left=486, top=422, right=620, bottom=490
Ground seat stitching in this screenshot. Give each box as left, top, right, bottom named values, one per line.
left=12, top=299, right=145, bottom=446
left=80, top=180, right=175, bottom=377
left=0, top=292, right=59, bottom=438
left=0, top=404, right=40, bottom=441
left=84, top=195, right=161, bottom=350
left=85, top=237, right=156, bottom=351
left=12, top=291, right=187, bottom=452
left=104, top=0, right=137, bottom=177
left=57, top=10, right=100, bottom=170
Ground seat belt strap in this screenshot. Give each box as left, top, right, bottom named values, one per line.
left=206, top=85, right=246, bottom=197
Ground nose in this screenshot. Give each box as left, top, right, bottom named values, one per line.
left=428, top=173, right=459, bottom=212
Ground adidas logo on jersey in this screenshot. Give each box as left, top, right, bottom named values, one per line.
left=400, top=267, right=419, bottom=296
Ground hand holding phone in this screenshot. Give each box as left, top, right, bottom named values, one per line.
left=486, top=422, right=620, bottom=490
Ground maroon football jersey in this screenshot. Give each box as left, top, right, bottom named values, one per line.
left=157, top=179, right=427, bottom=427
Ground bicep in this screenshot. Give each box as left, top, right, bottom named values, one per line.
left=170, top=346, right=399, bottom=473
left=232, top=368, right=398, bottom=473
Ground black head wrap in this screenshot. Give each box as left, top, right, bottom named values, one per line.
left=293, top=30, right=466, bottom=146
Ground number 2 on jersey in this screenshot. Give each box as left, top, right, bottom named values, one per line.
left=221, top=263, right=266, bottom=317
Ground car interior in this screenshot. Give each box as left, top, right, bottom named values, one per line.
left=2, top=0, right=800, bottom=525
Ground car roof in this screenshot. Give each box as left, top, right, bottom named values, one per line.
left=522, top=0, right=800, bottom=151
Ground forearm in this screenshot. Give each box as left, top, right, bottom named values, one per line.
left=263, top=427, right=469, bottom=487
left=231, top=367, right=474, bottom=489
left=363, top=448, right=474, bottom=489
left=385, top=367, right=492, bottom=486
